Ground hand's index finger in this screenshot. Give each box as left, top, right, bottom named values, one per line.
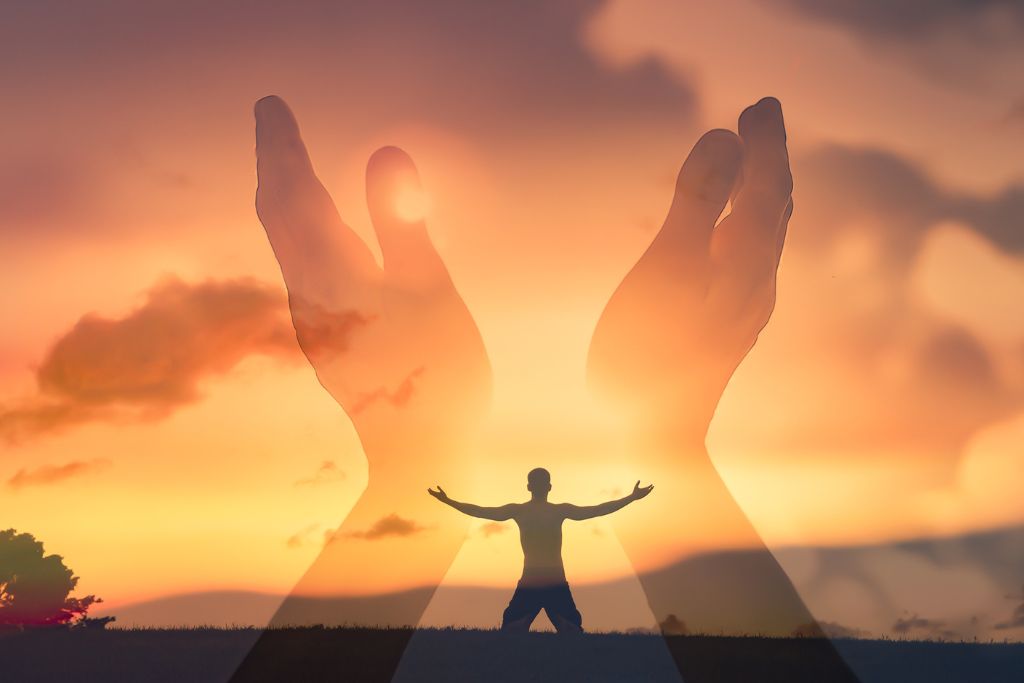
left=732, top=97, right=792, bottom=225
left=255, top=95, right=315, bottom=179
left=254, top=95, right=378, bottom=301
left=711, top=98, right=793, bottom=284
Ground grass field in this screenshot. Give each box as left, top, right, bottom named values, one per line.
left=0, top=627, right=1021, bottom=682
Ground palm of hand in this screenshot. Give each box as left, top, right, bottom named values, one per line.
left=632, top=481, right=654, bottom=500
left=254, top=97, right=491, bottom=454
left=588, top=99, right=793, bottom=442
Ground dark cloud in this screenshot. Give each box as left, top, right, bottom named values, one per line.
left=774, top=143, right=1024, bottom=459
left=795, top=145, right=1024, bottom=257
left=659, top=613, right=688, bottom=635
left=916, top=328, right=999, bottom=394
left=770, top=1, right=1024, bottom=86
left=909, top=327, right=1010, bottom=446
left=293, top=461, right=345, bottom=487
left=995, top=584, right=1024, bottom=630
left=7, top=459, right=111, bottom=490
left=0, top=277, right=299, bottom=444
left=1, top=1, right=696, bottom=136
left=773, top=0, right=1024, bottom=41
left=995, top=604, right=1024, bottom=630
left=338, top=514, right=429, bottom=541
left=792, top=620, right=869, bottom=639
left=892, top=612, right=958, bottom=639
left=479, top=522, right=507, bottom=538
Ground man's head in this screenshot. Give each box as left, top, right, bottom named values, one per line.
left=527, top=467, right=551, bottom=495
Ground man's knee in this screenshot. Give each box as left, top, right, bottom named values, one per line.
left=550, top=611, right=583, bottom=633
left=501, top=614, right=532, bottom=633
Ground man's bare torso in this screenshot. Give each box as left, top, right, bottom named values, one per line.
left=510, top=501, right=569, bottom=585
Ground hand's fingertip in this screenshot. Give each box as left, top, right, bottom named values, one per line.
left=738, top=102, right=758, bottom=132
left=366, top=146, right=425, bottom=223
left=255, top=95, right=302, bottom=150
left=691, top=129, right=743, bottom=166
left=699, top=128, right=743, bottom=148
left=675, top=130, right=742, bottom=204
left=254, top=95, right=292, bottom=126
left=738, top=96, right=786, bottom=141
left=254, top=94, right=285, bottom=117
left=367, top=146, right=419, bottom=183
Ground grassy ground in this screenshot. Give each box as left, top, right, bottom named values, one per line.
left=0, top=627, right=1020, bottom=682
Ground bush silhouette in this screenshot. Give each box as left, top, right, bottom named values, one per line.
left=0, top=528, right=100, bottom=628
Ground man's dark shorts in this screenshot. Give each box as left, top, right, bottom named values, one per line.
left=501, top=580, right=583, bottom=633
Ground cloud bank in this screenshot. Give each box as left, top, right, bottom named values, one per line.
left=338, top=514, right=429, bottom=541
left=7, top=459, right=111, bottom=489
left=0, top=277, right=298, bottom=444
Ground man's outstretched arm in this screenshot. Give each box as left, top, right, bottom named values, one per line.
left=562, top=481, right=654, bottom=521
left=427, top=486, right=516, bottom=521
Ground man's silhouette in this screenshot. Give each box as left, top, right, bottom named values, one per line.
left=428, top=468, right=653, bottom=633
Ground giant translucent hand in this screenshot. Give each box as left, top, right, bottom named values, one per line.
left=243, top=97, right=491, bottom=633
left=255, top=96, right=491, bottom=463
left=588, top=97, right=793, bottom=446
left=582, top=99, right=826, bottom=642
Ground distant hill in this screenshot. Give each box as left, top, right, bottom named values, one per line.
left=95, top=524, right=1024, bottom=642
left=94, top=590, right=285, bottom=629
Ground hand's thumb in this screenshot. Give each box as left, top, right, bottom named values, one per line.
left=366, top=146, right=445, bottom=287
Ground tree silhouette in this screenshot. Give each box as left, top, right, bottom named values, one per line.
left=0, top=529, right=100, bottom=628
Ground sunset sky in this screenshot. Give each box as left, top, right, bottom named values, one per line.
left=2, top=0, right=1023, bottom=637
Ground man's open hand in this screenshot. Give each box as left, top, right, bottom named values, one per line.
left=427, top=486, right=450, bottom=503
left=631, top=481, right=654, bottom=500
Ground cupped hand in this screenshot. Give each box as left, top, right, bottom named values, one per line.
left=254, top=96, right=491, bottom=461
left=587, top=97, right=793, bottom=444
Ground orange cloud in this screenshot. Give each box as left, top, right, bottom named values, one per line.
left=0, top=277, right=300, bottom=444
left=293, top=461, right=346, bottom=487
left=7, top=459, right=111, bottom=490
left=349, top=366, right=426, bottom=415
left=338, top=514, right=429, bottom=541
left=479, top=522, right=507, bottom=538
left=286, top=523, right=321, bottom=549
